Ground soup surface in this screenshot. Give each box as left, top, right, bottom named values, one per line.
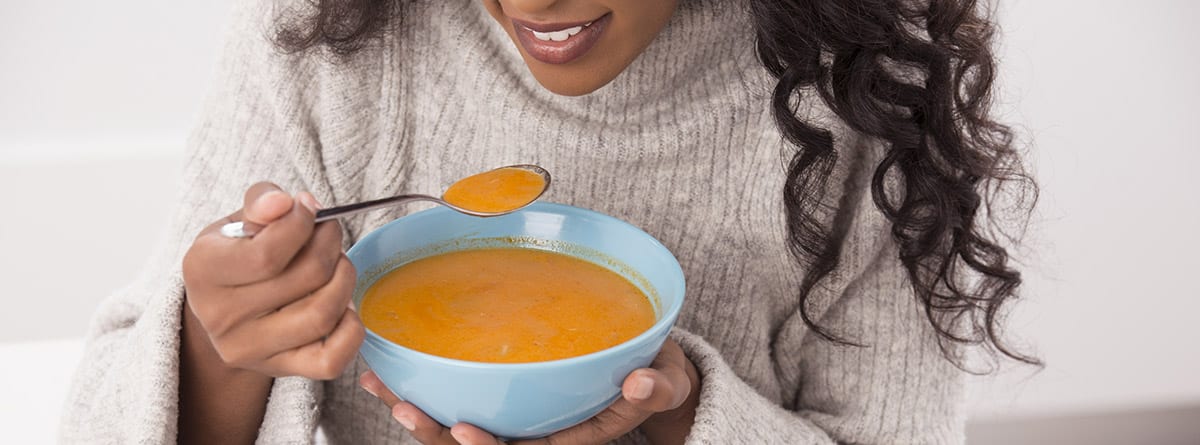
left=442, top=167, right=546, bottom=213
left=360, top=247, right=655, bottom=363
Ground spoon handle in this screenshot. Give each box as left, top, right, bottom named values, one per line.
left=219, top=194, right=441, bottom=239
left=313, top=194, right=440, bottom=223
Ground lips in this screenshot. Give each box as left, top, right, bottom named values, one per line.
left=511, top=13, right=611, bottom=65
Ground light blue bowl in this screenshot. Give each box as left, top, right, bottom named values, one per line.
left=347, top=202, right=686, bottom=439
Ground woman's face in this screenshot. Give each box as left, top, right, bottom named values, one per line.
left=482, top=0, right=679, bottom=96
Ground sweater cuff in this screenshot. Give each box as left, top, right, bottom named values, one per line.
left=173, top=270, right=324, bottom=444
left=669, top=327, right=836, bottom=444
left=255, top=376, right=322, bottom=444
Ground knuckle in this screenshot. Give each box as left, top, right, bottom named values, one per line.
left=182, top=242, right=215, bottom=285
left=214, top=341, right=250, bottom=367
left=181, top=261, right=201, bottom=288
left=295, top=254, right=333, bottom=292
left=340, top=256, right=357, bottom=278
left=188, top=300, right=233, bottom=335
left=350, top=319, right=366, bottom=343
left=333, top=258, right=356, bottom=290
left=313, top=352, right=345, bottom=380
left=303, top=305, right=341, bottom=339
left=202, top=312, right=235, bottom=337
left=319, top=305, right=344, bottom=333
left=344, top=320, right=367, bottom=348
left=247, top=245, right=286, bottom=276
left=319, top=249, right=342, bottom=284
left=316, top=219, right=342, bottom=242
left=330, top=221, right=345, bottom=245
left=312, top=230, right=344, bottom=271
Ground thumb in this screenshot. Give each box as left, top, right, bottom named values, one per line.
left=242, top=182, right=294, bottom=225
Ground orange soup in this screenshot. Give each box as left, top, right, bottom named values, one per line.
left=442, top=167, right=546, bottom=213
left=360, top=248, right=656, bottom=363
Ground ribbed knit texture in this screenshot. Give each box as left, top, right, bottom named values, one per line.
left=60, top=0, right=966, bottom=443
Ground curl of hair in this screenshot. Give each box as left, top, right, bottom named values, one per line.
left=274, top=0, right=396, bottom=55
left=274, top=0, right=1040, bottom=368
left=750, top=0, right=1039, bottom=368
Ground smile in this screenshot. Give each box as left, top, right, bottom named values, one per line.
left=510, top=14, right=611, bottom=65
left=525, top=21, right=593, bottom=42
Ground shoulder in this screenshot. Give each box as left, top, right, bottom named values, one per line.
left=214, top=0, right=396, bottom=122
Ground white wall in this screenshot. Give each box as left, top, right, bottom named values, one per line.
left=967, top=0, right=1200, bottom=418
left=0, top=1, right=232, bottom=162
left=0, top=0, right=1197, bottom=435
left=0, top=0, right=233, bottom=343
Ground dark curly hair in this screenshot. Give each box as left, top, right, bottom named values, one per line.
left=275, top=0, right=1040, bottom=368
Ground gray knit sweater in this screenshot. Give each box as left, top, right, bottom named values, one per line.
left=60, top=0, right=966, bottom=443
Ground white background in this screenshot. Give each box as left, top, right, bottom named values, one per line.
left=2, top=0, right=1198, bottom=442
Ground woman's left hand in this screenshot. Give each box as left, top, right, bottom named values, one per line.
left=359, top=339, right=701, bottom=445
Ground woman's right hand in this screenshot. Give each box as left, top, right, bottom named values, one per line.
left=181, top=182, right=365, bottom=379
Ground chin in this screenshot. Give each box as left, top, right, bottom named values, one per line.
left=532, top=77, right=606, bottom=97
left=526, top=67, right=615, bottom=97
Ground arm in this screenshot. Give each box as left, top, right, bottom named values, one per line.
left=179, top=297, right=272, bottom=445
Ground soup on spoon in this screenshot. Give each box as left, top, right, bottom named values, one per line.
left=442, top=166, right=548, bottom=214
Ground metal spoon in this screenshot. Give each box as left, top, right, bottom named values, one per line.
left=219, top=164, right=551, bottom=238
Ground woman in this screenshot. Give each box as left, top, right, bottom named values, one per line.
left=61, top=0, right=1036, bottom=443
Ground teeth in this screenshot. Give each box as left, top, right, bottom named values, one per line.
left=528, top=23, right=590, bottom=42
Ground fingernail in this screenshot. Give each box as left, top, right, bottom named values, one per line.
left=254, top=190, right=286, bottom=208
left=360, top=382, right=378, bottom=399
left=347, top=300, right=357, bottom=311
left=630, top=376, right=654, bottom=400
left=299, top=192, right=321, bottom=213
left=450, top=428, right=470, bottom=444
left=393, top=412, right=415, bottom=431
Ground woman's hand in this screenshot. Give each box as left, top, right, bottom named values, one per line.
left=182, top=182, right=365, bottom=379
left=179, top=182, right=365, bottom=443
left=359, top=339, right=701, bottom=445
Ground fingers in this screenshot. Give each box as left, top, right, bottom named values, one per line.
left=257, top=307, right=365, bottom=380
left=180, top=185, right=365, bottom=385
left=359, top=371, right=403, bottom=408
left=513, top=341, right=695, bottom=445
left=187, top=193, right=322, bottom=288
left=391, top=402, right=461, bottom=444
left=621, top=340, right=692, bottom=412
left=351, top=348, right=692, bottom=445
left=360, top=378, right=503, bottom=445
left=512, top=399, right=643, bottom=445
left=242, top=182, right=292, bottom=225
left=238, top=195, right=317, bottom=279
left=449, top=423, right=504, bottom=445
left=224, top=255, right=356, bottom=354
left=230, top=221, right=346, bottom=316
left=188, top=202, right=316, bottom=286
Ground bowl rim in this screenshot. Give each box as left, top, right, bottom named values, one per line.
left=349, top=201, right=687, bottom=370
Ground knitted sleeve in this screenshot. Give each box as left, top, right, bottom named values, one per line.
left=59, top=1, right=337, bottom=442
